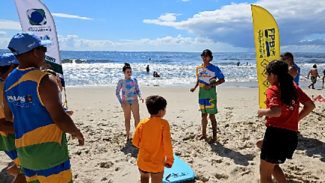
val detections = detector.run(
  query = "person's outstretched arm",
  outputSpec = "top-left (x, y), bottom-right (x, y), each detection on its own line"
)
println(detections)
top-left (212, 66), bottom-right (225, 87)
top-left (298, 101), bottom-right (315, 122)
top-left (190, 80), bottom-right (199, 92)
top-left (134, 79), bottom-right (143, 102)
top-left (163, 122), bottom-right (174, 167)
top-left (191, 67), bottom-right (200, 92)
top-left (258, 107), bottom-right (281, 118)
top-left (296, 87), bottom-right (315, 122)
top-left (0, 119), bottom-right (14, 134)
top-left (257, 87), bottom-right (281, 118)
top-left (3, 92), bottom-right (13, 123)
top-left (1, 95), bottom-right (14, 134)
top-left (132, 123), bottom-right (142, 148)
top-left (115, 80), bottom-right (123, 104)
top-left (211, 78), bottom-right (225, 87)
top-left (39, 75), bottom-right (84, 145)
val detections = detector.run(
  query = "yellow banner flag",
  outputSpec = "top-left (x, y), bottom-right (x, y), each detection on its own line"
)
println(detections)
top-left (251, 4), bottom-right (280, 108)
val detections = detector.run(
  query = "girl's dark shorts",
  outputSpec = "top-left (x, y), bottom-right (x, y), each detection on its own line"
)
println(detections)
top-left (261, 126), bottom-right (298, 164)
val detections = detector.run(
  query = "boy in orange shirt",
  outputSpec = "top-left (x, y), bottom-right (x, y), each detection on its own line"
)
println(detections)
top-left (133, 95), bottom-right (174, 183)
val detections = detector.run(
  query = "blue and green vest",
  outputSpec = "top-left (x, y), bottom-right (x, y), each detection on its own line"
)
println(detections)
top-left (4, 68), bottom-right (69, 170)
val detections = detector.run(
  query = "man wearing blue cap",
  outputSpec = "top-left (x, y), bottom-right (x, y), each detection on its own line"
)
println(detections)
top-left (3, 32), bottom-right (84, 183)
top-left (0, 53), bottom-right (26, 182)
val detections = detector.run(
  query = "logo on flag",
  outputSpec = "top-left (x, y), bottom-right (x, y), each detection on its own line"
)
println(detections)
top-left (27, 9), bottom-right (47, 25)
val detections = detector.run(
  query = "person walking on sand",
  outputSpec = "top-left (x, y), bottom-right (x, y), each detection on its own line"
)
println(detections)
top-left (281, 52), bottom-right (300, 85)
top-left (0, 53), bottom-right (26, 182)
top-left (133, 95), bottom-right (174, 183)
top-left (190, 49), bottom-right (225, 142)
top-left (116, 63), bottom-right (144, 142)
top-left (307, 64), bottom-right (321, 89)
top-left (4, 33), bottom-right (84, 182)
top-left (257, 60), bottom-right (315, 183)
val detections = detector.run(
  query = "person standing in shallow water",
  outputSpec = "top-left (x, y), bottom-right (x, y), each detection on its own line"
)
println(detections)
top-left (116, 63), bottom-right (144, 142)
top-left (190, 49), bottom-right (225, 142)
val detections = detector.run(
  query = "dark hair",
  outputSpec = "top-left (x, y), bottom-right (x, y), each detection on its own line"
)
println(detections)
top-left (282, 52), bottom-right (294, 61)
top-left (266, 60), bottom-right (297, 106)
top-left (313, 64), bottom-right (317, 68)
top-left (0, 66), bottom-right (11, 74)
top-left (201, 49), bottom-right (213, 60)
top-left (146, 95), bottom-right (167, 115)
top-left (123, 63), bottom-right (131, 72)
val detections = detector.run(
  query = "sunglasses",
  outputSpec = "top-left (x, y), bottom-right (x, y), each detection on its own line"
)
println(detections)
top-left (36, 46), bottom-right (47, 53)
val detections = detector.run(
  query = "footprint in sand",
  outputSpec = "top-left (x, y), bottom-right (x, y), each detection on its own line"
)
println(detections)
top-left (214, 172), bottom-right (229, 180)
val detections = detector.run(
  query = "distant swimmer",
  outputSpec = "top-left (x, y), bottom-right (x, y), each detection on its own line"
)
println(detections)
top-left (146, 65), bottom-right (150, 73)
top-left (153, 71), bottom-right (160, 78)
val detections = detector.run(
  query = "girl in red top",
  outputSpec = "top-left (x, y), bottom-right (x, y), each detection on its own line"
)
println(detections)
top-left (257, 61), bottom-right (315, 183)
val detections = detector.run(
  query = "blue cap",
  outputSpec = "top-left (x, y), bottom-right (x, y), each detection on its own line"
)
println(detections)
top-left (0, 53), bottom-right (19, 67)
top-left (7, 32), bottom-right (51, 55)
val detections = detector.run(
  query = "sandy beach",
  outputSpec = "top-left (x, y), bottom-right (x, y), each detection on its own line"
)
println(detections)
top-left (1, 86), bottom-right (324, 183)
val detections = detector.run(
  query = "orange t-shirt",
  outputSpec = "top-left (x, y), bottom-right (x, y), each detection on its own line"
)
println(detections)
top-left (132, 117), bottom-right (174, 173)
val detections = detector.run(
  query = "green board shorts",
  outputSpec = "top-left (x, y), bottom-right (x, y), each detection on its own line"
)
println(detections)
top-left (198, 87), bottom-right (218, 114)
top-left (311, 76), bottom-right (317, 84)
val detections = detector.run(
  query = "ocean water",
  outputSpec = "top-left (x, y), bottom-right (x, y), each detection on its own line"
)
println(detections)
top-left (60, 51), bottom-right (325, 88)
top-left (1, 50), bottom-right (325, 87)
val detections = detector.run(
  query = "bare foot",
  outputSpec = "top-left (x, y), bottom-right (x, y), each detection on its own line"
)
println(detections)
top-left (197, 134), bottom-right (207, 140)
top-left (211, 136), bottom-right (217, 143)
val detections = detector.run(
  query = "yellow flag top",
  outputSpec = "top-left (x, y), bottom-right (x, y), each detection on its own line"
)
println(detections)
top-left (251, 4), bottom-right (280, 108)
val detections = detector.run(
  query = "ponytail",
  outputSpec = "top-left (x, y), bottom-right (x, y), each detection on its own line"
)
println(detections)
top-left (123, 63), bottom-right (131, 72)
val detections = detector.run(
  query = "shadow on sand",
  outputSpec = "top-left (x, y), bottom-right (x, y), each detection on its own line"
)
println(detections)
top-left (121, 140), bottom-right (138, 158)
top-left (209, 142), bottom-right (255, 166)
top-left (297, 133), bottom-right (325, 162)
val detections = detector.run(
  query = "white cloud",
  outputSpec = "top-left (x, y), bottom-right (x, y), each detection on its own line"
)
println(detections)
top-left (0, 36), bottom-right (10, 50)
top-left (143, 0), bottom-right (325, 49)
top-left (143, 13), bottom-right (180, 25)
top-left (181, 0), bottom-right (191, 2)
top-left (0, 20), bottom-right (21, 30)
top-left (57, 34), bottom-right (247, 52)
top-left (52, 13), bottom-right (93, 20)
top-left (0, 32), bottom-right (322, 52)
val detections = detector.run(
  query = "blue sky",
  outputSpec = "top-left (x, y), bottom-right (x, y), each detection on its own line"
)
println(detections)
top-left (1, 0), bottom-right (325, 52)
